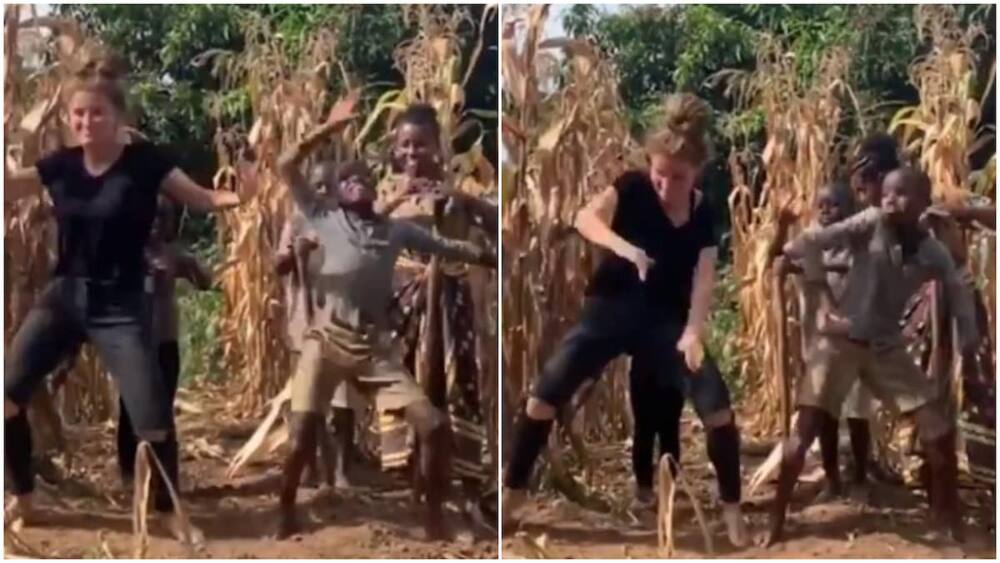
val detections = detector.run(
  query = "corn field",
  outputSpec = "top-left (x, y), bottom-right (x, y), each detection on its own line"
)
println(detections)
top-left (501, 6), bottom-right (646, 502)
top-left (723, 41), bottom-right (852, 438)
top-left (502, 3), bottom-right (995, 495)
top-left (725, 4), bottom-right (995, 472)
top-left (4, 6), bottom-right (499, 478)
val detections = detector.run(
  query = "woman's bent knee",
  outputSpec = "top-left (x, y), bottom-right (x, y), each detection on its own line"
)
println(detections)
top-left (5, 398), bottom-right (22, 419)
top-left (704, 408), bottom-right (733, 428)
top-left (526, 397), bottom-right (556, 420)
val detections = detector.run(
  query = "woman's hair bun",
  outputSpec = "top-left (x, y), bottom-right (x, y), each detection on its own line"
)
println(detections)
top-left (69, 42), bottom-right (127, 81)
top-left (661, 93), bottom-right (710, 137)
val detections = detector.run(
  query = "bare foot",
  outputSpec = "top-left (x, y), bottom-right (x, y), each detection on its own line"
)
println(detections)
top-left (424, 508), bottom-right (451, 542)
top-left (765, 512), bottom-right (786, 548)
top-left (813, 481), bottom-right (845, 504)
top-left (501, 488), bottom-right (527, 531)
top-left (5, 494), bottom-right (38, 529)
top-left (722, 502), bottom-right (749, 548)
top-left (630, 487), bottom-right (655, 512)
top-left (848, 480), bottom-right (872, 505)
top-left (276, 510), bottom-right (301, 540)
top-left (158, 512), bottom-right (205, 548)
top-left (923, 525), bottom-right (965, 546)
top-left (461, 500), bottom-right (496, 538)
top-left (334, 471), bottom-right (360, 490)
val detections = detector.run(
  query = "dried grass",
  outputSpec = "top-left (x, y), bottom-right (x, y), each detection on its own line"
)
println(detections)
top-left (722, 39), bottom-right (852, 437)
top-left (501, 6), bottom-right (639, 458)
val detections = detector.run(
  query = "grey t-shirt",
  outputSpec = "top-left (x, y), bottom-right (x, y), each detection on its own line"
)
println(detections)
top-left (786, 207), bottom-right (978, 350)
top-left (288, 177), bottom-right (485, 332)
top-left (277, 211), bottom-right (323, 351)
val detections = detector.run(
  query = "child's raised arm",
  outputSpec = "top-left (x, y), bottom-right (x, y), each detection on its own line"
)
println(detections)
top-left (276, 92), bottom-right (358, 217)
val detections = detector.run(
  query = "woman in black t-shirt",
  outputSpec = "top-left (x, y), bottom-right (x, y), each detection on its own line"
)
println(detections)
top-left (4, 56), bottom-right (256, 540)
top-left (503, 94), bottom-right (748, 547)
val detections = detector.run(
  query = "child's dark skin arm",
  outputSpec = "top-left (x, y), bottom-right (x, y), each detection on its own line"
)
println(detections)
top-left (398, 221), bottom-right (496, 268)
top-left (275, 220), bottom-right (298, 277)
top-left (456, 192), bottom-right (498, 237)
top-left (276, 93), bottom-right (358, 216)
top-left (275, 250), bottom-right (296, 277)
top-left (922, 240), bottom-right (979, 354)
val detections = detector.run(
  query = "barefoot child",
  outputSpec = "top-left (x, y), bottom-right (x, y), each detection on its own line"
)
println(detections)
top-left (275, 190), bottom-right (363, 489)
top-left (274, 98), bottom-right (495, 540)
top-left (771, 167), bottom-right (978, 545)
top-left (774, 179), bottom-right (882, 501)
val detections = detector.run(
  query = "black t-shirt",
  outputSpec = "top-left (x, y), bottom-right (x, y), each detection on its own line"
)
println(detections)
top-left (35, 142), bottom-right (176, 289)
top-left (586, 169), bottom-right (718, 322)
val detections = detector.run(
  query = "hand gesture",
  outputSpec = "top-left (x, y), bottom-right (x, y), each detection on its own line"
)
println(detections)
top-left (327, 89), bottom-right (360, 129)
top-left (622, 245), bottom-right (655, 282)
top-left (676, 328), bottom-right (705, 372)
top-left (817, 310), bottom-right (851, 337)
top-left (777, 206), bottom-right (799, 227)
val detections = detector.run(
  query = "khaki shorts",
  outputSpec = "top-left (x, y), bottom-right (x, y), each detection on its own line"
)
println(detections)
top-left (798, 336), bottom-right (934, 418)
top-left (290, 323), bottom-right (427, 415)
top-left (289, 349), bottom-right (365, 412)
top-left (330, 378), bottom-right (364, 411)
top-left (842, 379), bottom-right (879, 420)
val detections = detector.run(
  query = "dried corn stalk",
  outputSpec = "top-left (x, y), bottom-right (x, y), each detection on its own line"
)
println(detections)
top-left (723, 40), bottom-right (851, 437)
top-left (502, 5), bottom-right (638, 438)
top-left (501, 7), bottom-right (641, 504)
top-left (209, 15), bottom-right (341, 412)
top-left (890, 4), bottom-right (993, 205)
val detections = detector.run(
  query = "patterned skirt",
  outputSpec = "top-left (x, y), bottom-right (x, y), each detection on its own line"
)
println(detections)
top-left (898, 281), bottom-right (995, 488)
top-left (371, 268), bottom-right (488, 483)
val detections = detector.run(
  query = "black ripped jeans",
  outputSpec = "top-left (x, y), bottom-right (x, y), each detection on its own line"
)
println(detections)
top-left (507, 294), bottom-right (741, 503)
top-left (4, 277), bottom-right (178, 511)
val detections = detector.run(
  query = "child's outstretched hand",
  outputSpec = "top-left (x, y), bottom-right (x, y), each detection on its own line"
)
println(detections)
top-left (327, 89), bottom-right (360, 128)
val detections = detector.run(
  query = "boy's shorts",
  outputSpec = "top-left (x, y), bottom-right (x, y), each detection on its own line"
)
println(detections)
top-left (842, 379), bottom-right (879, 420)
top-left (290, 322), bottom-right (426, 415)
top-left (798, 335), bottom-right (934, 417)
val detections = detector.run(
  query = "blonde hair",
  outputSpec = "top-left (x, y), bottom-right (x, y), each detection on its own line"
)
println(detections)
top-left (644, 93), bottom-right (712, 167)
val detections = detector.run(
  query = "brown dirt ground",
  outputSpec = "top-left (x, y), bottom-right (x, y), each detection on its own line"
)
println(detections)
top-left (4, 385), bottom-right (498, 559)
top-left (502, 415), bottom-right (996, 559)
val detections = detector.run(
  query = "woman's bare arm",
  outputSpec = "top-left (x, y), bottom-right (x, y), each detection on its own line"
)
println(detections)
top-left (686, 247), bottom-right (717, 336)
top-left (575, 187), bottom-right (633, 257)
top-left (161, 168), bottom-right (247, 212)
top-left (575, 186), bottom-right (653, 280)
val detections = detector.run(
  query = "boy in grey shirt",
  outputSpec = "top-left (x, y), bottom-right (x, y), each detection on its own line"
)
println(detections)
top-left (273, 97), bottom-right (494, 541)
top-left (770, 167), bottom-right (977, 546)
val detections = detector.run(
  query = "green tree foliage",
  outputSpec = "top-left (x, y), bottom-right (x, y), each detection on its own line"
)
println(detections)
top-left (563, 4), bottom-right (995, 243)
